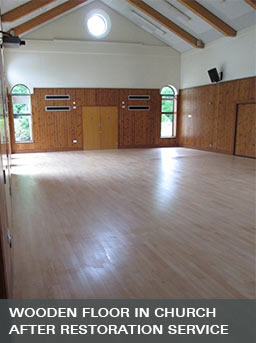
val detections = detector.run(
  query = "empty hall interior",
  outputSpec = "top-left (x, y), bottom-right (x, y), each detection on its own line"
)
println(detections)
top-left (0, 0), bottom-right (255, 299)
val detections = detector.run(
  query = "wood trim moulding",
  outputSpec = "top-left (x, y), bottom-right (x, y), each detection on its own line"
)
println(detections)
top-left (180, 76), bottom-right (256, 91)
top-left (12, 147), bottom-right (83, 154)
top-left (244, 0), bottom-right (256, 10)
top-left (1, 0), bottom-right (57, 23)
top-left (10, 0), bottom-right (89, 36)
top-left (125, 0), bottom-right (204, 48)
top-left (176, 0), bottom-right (236, 37)
top-left (235, 100), bottom-right (256, 105)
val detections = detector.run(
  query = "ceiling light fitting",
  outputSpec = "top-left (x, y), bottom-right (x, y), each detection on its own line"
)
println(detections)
top-left (131, 10), bottom-right (166, 35)
top-left (162, 0), bottom-right (191, 22)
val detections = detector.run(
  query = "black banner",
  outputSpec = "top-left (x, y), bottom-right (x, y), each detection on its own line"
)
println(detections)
top-left (0, 299), bottom-right (255, 342)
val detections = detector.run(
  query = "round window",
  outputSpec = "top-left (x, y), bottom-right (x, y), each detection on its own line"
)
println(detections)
top-left (86, 10), bottom-right (111, 38)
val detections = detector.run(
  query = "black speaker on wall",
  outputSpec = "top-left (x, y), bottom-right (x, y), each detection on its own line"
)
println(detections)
top-left (208, 68), bottom-right (223, 83)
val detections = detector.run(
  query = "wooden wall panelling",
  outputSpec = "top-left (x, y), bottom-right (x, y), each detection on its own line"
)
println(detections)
top-left (54, 88), bottom-right (69, 149)
top-left (134, 110), bottom-right (146, 146)
top-left (39, 88), bottom-right (57, 150)
top-left (235, 103), bottom-right (256, 158)
top-left (11, 87), bottom-right (170, 152)
top-left (238, 77), bottom-right (256, 102)
top-left (119, 89), bottom-right (134, 147)
top-left (179, 85), bottom-right (217, 151)
top-left (216, 80), bottom-right (240, 154)
top-left (33, 88), bottom-right (83, 151)
top-left (65, 88), bottom-right (75, 149)
top-left (46, 88), bottom-right (58, 149)
top-left (30, 90), bottom-right (38, 150)
top-left (54, 88), bottom-right (82, 150)
top-left (122, 110), bottom-right (134, 147)
top-left (119, 89), bottom-right (160, 148)
top-left (199, 85), bottom-right (217, 149)
top-left (74, 88), bottom-right (84, 149)
top-left (178, 76), bottom-right (256, 156)
top-left (146, 89), bottom-right (157, 145)
top-left (133, 96), bottom-right (154, 146)
top-left (36, 88), bottom-right (46, 150)
top-left (96, 89), bottom-right (119, 106)
top-left (178, 88), bottom-right (196, 147)
top-left (67, 88), bottom-right (82, 149)
top-left (83, 88), bottom-right (96, 106)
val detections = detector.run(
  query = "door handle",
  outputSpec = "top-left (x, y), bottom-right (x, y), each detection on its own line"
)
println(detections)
top-left (3, 170), bottom-right (6, 185)
top-left (7, 232), bottom-right (13, 249)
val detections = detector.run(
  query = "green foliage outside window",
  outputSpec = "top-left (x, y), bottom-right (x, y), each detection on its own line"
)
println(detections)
top-left (14, 117), bottom-right (32, 142)
top-left (13, 103), bottom-right (30, 115)
top-left (11, 84), bottom-right (30, 95)
top-left (161, 114), bottom-right (173, 138)
top-left (162, 100), bottom-right (174, 113)
top-left (160, 86), bottom-right (175, 138)
top-left (161, 114), bottom-right (173, 122)
top-left (161, 86), bottom-right (175, 96)
top-left (11, 84), bottom-right (32, 142)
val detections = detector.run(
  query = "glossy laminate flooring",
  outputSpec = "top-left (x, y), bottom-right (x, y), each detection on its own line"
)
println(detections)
top-left (11, 148), bottom-right (255, 298)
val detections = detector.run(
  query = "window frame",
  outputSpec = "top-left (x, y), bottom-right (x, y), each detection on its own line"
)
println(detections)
top-left (11, 84), bottom-right (33, 143)
top-left (160, 86), bottom-right (177, 139)
top-left (85, 9), bottom-right (111, 39)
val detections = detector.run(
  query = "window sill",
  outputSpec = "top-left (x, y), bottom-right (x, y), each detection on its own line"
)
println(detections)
top-left (15, 141), bottom-right (34, 144)
top-left (160, 137), bottom-right (176, 139)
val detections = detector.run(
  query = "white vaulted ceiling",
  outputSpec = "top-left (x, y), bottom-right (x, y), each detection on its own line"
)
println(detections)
top-left (1, 0), bottom-right (256, 52)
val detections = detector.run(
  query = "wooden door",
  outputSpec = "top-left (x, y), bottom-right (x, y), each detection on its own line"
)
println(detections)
top-left (83, 107), bottom-right (101, 150)
top-left (0, 49), bottom-right (13, 298)
top-left (100, 107), bottom-right (118, 149)
top-left (235, 103), bottom-right (256, 158)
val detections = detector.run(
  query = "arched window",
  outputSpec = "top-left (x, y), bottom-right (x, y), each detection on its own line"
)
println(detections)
top-left (160, 85), bottom-right (177, 138)
top-left (11, 84), bottom-right (33, 143)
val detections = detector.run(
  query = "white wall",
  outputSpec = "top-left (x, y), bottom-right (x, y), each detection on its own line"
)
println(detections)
top-left (23, 0), bottom-right (165, 46)
top-left (3, 0), bottom-right (180, 92)
top-left (4, 40), bottom-right (180, 91)
top-left (180, 25), bottom-right (256, 89)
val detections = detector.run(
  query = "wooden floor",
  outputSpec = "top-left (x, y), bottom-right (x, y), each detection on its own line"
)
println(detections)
top-left (11, 148), bottom-right (255, 299)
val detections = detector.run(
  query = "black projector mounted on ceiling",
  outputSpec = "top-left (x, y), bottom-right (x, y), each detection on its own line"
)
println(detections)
top-left (208, 68), bottom-right (223, 83)
top-left (0, 31), bottom-right (26, 48)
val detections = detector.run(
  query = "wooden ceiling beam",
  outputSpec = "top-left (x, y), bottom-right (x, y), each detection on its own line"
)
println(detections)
top-left (176, 0), bottom-right (236, 37)
top-left (126, 0), bottom-right (204, 48)
top-left (2, 0), bottom-right (57, 23)
top-left (10, 0), bottom-right (88, 36)
top-left (244, 0), bottom-right (256, 10)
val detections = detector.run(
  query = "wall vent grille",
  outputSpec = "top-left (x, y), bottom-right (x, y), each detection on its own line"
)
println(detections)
top-left (45, 106), bottom-right (71, 111)
top-left (128, 95), bottom-right (150, 100)
top-left (45, 95), bottom-right (70, 100)
top-left (128, 106), bottom-right (150, 111)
